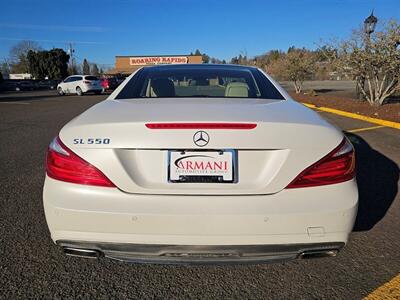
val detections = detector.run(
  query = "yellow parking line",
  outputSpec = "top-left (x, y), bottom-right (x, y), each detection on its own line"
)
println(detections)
top-left (364, 274), bottom-right (400, 299)
top-left (302, 103), bottom-right (400, 130)
top-left (347, 125), bottom-right (385, 133)
top-left (303, 103), bottom-right (321, 109)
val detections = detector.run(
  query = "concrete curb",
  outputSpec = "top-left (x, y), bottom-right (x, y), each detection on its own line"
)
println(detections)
top-left (302, 103), bottom-right (400, 130)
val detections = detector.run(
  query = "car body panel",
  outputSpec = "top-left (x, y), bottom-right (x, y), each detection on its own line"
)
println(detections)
top-left (44, 176), bottom-right (357, 245)
top-left (58, 98), bottom-right (342, 195)
top-left (44, 64), bottom-right (358, 263)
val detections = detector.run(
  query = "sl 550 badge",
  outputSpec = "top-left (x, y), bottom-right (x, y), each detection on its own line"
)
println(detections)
top-left (73, 138), bottom-right (111, 145)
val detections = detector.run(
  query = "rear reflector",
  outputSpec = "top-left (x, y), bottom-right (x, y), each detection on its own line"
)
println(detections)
top-left (286, 138), bottom-right (355, 188)
top-left (46, 137), bottom-right (115, 187)
top-left (145, 123), bottom-right (257, 129)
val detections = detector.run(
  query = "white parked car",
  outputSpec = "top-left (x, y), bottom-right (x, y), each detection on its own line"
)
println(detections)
top-left (43, 64), bottom-right (358, 264)
top-left (57, 75), bottom-right (102, 96)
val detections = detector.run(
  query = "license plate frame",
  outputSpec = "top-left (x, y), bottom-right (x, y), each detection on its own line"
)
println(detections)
top-left (168, 149), bottom-right (237, 183)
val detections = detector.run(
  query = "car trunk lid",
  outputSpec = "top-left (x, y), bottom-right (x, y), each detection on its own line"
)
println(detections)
top-left (59, 98), bottom-right (342, 195)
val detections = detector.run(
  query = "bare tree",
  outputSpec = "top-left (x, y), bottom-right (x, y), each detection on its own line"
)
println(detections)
top-left (324, 20), bottom-right (400, 106)
top-left (268, 50), bottom-right (315, 93)
top-left (0, 58), bottom-right (12, 75)
top-left (9, 40), bottom-right (41, 73)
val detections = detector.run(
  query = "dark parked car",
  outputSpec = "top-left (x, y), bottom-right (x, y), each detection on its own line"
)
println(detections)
top-left (101, 77), bottom-right (119, 91)
top-left (37, 80), bottom-right (59, 90)
top-left (15, 81), bottom-right (35, 91)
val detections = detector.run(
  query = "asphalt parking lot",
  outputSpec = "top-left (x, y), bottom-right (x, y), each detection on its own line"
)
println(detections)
top-left (0, 90), bottom-right (399, 299)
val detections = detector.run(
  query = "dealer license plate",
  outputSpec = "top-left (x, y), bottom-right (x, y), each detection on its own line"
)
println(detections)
top-left (168, 150), bottom-right (235, 183)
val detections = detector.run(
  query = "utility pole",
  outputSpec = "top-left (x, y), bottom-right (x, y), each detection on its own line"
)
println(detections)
top-left (67, 43), bottom-right (76, 74)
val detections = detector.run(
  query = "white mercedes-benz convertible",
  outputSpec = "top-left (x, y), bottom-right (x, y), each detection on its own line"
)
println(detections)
top-left (43, 64), bottom-right (358, 264)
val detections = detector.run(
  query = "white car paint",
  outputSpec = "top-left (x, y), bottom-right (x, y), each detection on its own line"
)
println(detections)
top-left (57, 75), bottom-right (102, 95)
top-left (43, 65), bottom-right (358, 264)
top-left (58, 98), bottom-right (343, 195)
top-left (44, 177), bottom-right (357, 245)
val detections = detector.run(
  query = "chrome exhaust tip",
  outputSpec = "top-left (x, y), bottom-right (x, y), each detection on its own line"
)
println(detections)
top-left (63, 247), bottom-right (102, 259)
top-left (298, 249), bottom-right (339, 259)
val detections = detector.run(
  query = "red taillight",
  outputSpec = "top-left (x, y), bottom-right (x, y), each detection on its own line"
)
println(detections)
top-left (46, 137), bottom-right (115, 187)
top-left (83, 80), bottom-right (91, 85)
top-left (286, 138), bottom-right (355, 189)
top-left (101, 79), bottom-right (108, 88)
top-left (145, 123), bottom-right (257, 129)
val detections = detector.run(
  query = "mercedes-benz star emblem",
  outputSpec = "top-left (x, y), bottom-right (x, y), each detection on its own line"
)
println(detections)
top-left (193, 131), bottom-right (209, 147)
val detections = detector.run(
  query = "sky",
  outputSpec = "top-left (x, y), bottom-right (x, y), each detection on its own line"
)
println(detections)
top-left (0, 0), bottom-right (399, 68)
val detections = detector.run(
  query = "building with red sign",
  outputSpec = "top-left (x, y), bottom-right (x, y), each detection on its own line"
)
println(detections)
top-left (108, 54), bottom-right (203, 76)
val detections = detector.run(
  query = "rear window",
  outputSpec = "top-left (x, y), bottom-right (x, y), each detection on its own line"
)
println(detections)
top-left (85, 76), bottom-right (99, 81)
top-left (115, 66), bottom-right (284, 100)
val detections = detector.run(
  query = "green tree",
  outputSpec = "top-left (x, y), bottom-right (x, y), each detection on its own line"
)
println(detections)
top-left (201, 53), bottom-right (210, 63)
top-left (82, 59), bottom-right (90, 75)
top-left (27, 48), bottom-right (69, 80)
top-left (193, 49), bottom-right (210, 63)
top-left (91, 63), bottom-right (100, 76)
top-left (48, 49), bottom-right (70, 79)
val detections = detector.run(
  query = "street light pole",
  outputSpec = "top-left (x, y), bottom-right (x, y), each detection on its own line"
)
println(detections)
top-left (364, 11), bottom-right (378, 37)
top-left (356, 11), bottom-right (378, 100)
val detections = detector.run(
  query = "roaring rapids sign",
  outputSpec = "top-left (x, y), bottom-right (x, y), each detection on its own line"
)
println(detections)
top-left (129, 56), bottom-right (188, 66)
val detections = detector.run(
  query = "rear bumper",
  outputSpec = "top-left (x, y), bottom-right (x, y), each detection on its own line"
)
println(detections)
top-left (43, 176), bottom-right (358, 263)
top-left (57, 240), bottom-right (344, 264)
top-left (81, 85), bottom-right (102, 92)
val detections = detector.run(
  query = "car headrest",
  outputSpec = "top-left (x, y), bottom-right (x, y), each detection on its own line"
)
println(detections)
top-left (150, 78), bottom-right (175, 97)
top-left (224, 82), bottom-right (249, 98)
